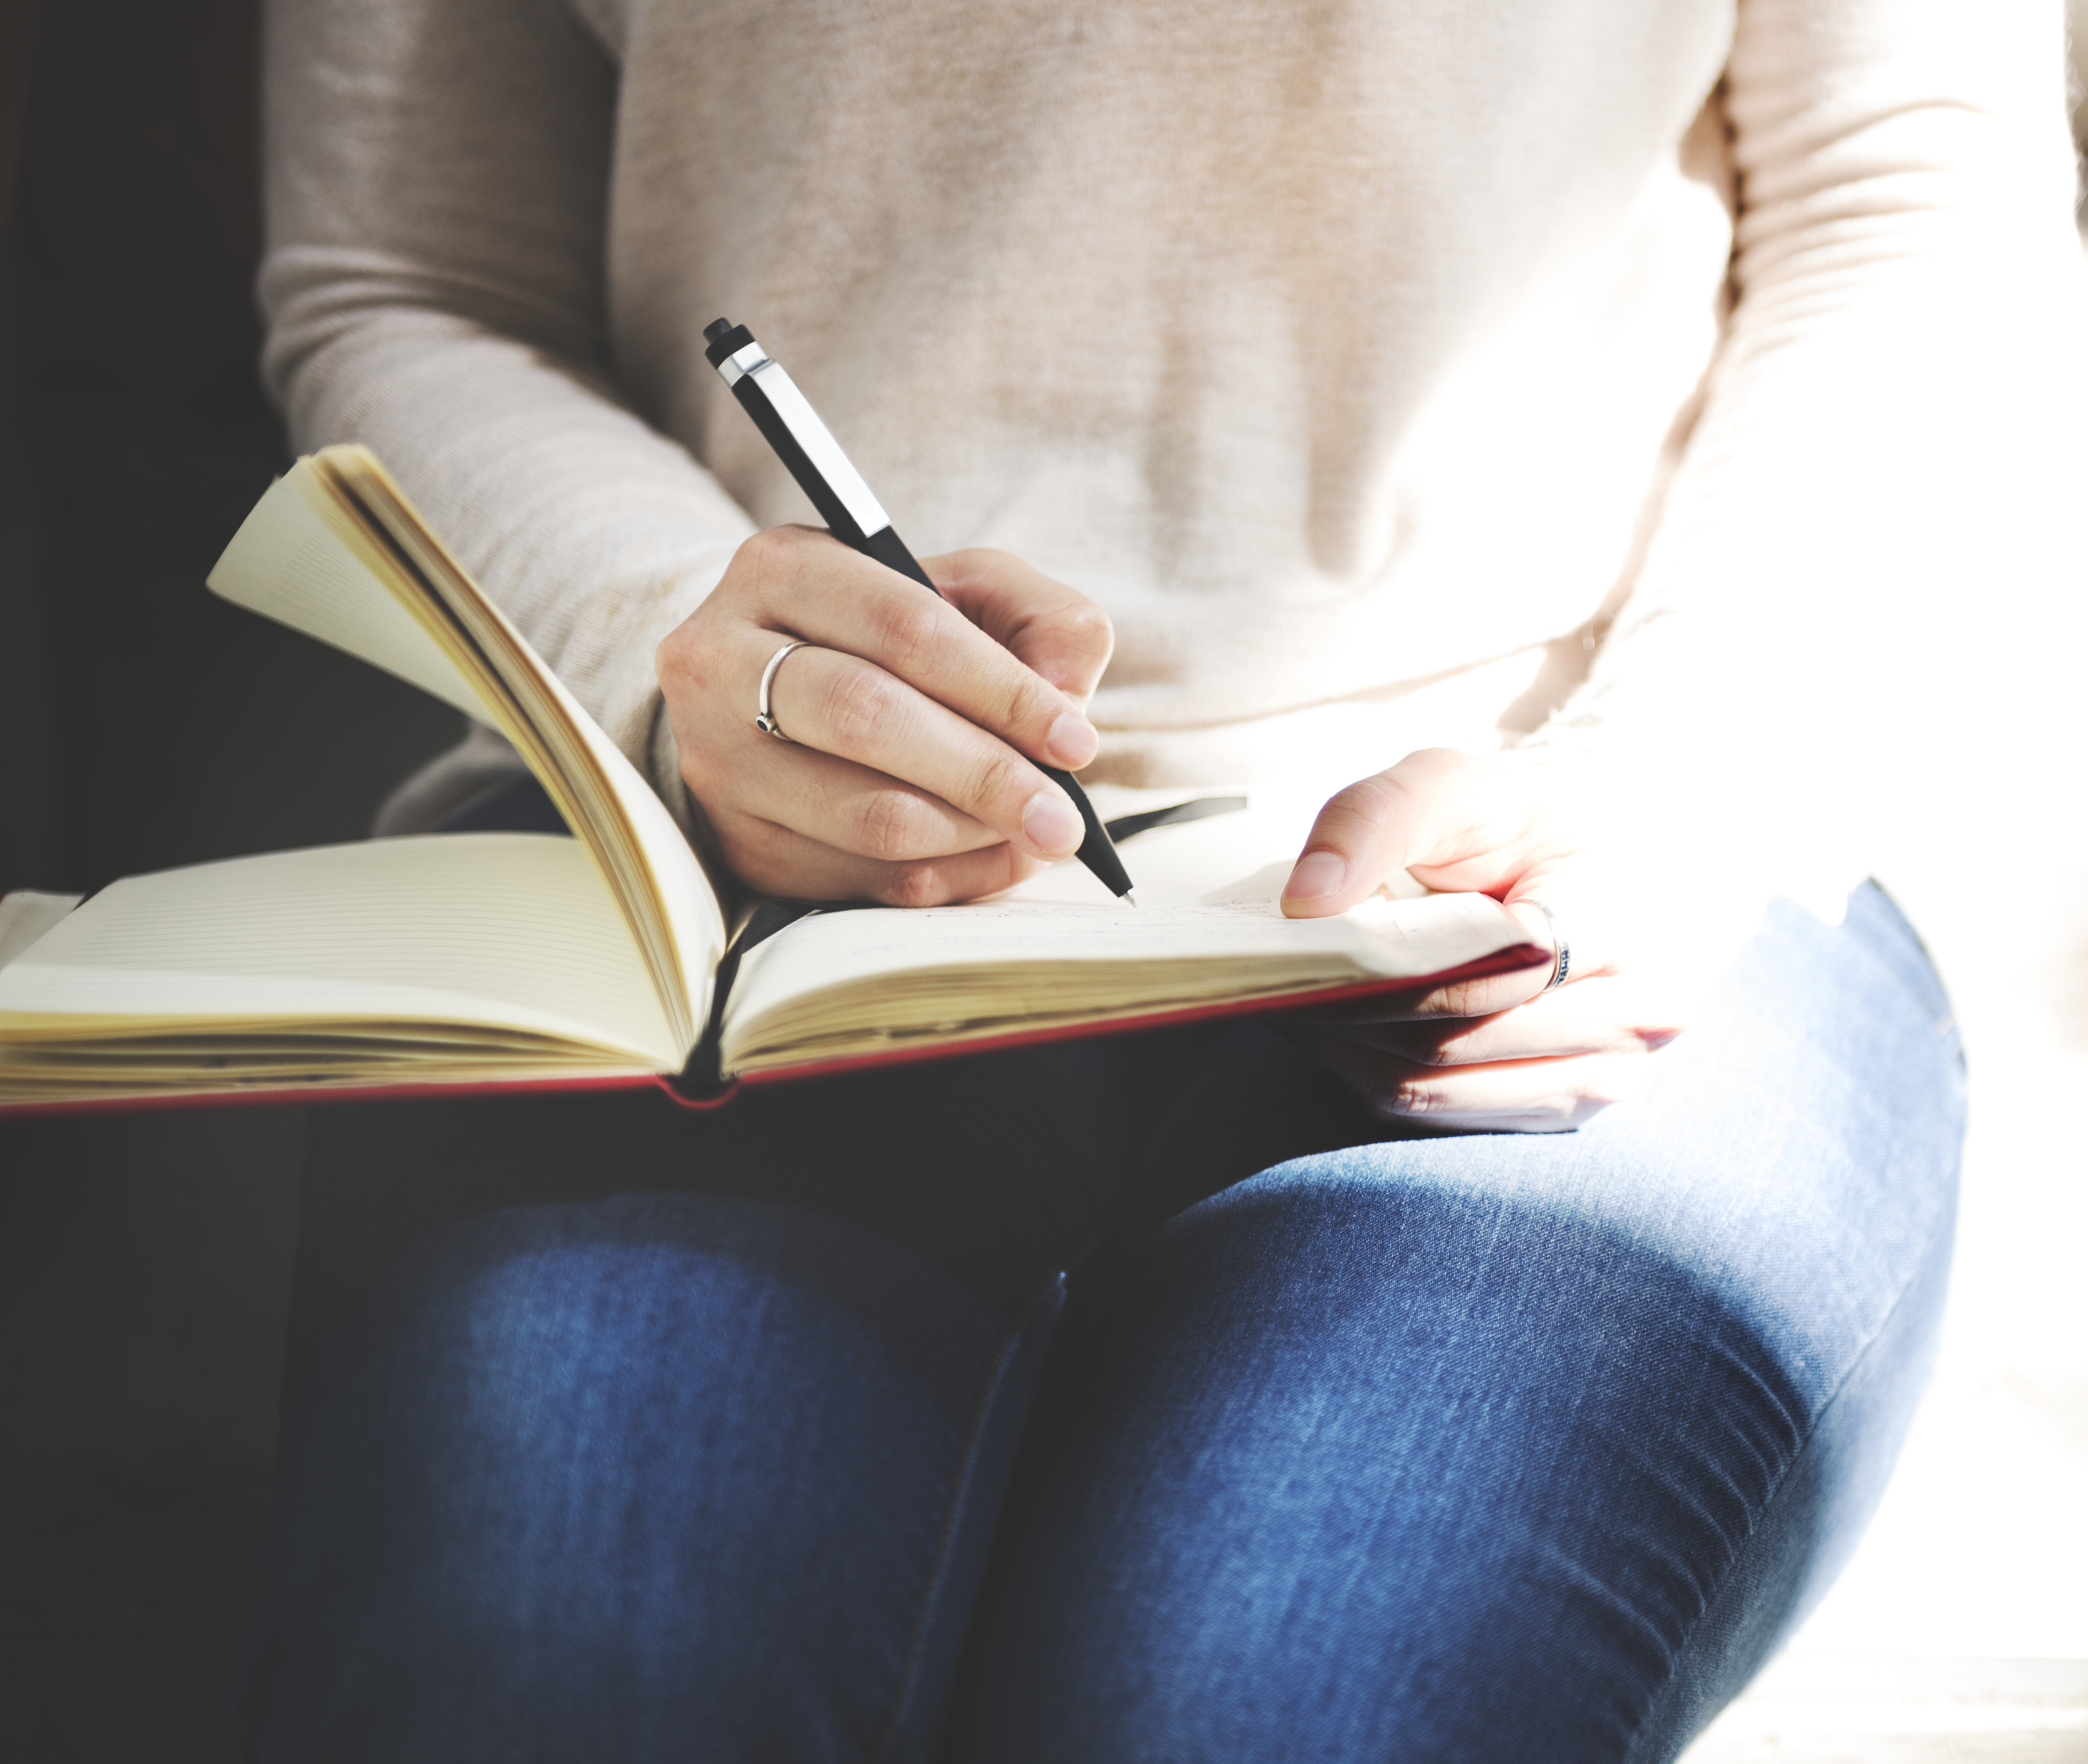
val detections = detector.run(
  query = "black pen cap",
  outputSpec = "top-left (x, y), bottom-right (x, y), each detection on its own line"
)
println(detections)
top-left (704, 318), bottom-right (755, 366)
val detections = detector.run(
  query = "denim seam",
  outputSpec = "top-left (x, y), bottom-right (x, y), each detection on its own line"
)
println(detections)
top-left (872, 1274), bottom-right (1060, 1763)
top-left (1615, 1196), bottom-right (1953, 1764)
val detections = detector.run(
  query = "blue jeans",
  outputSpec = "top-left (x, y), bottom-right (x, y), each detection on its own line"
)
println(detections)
top-left (231, 877), bottom-right (1962, 1763)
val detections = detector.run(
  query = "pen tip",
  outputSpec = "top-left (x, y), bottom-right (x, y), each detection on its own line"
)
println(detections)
top-left (1122, 891), bottom-right (1139, 908)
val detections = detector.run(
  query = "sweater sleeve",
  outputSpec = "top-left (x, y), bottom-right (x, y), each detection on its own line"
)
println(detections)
top-left (259, 0), bottom-right (755, 827)
top-left (1519, 0), bottom-right (2084, 896)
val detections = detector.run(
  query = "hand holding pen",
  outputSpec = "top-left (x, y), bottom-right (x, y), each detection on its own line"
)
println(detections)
top-left (654, 319), bottom-right (1133, 906)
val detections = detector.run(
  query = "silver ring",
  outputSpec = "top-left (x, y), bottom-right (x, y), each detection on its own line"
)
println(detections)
top-left (1522, 898), bottom-right (1571, 991)
top-left (756, 640), bottom-right (813, 741)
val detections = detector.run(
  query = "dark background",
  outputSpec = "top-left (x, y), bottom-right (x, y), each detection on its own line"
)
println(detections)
top-left (0, 3), bottom-right (462, 1755)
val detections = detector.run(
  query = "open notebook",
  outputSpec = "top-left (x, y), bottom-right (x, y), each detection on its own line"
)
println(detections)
top-left (0, 446), bottom-right (1547, 1114)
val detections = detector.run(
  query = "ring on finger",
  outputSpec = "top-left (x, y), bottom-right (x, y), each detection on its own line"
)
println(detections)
top-left (1522, 897), bottom-right (1571, 991)
top-left (756, 640), bottom-right (814, 741)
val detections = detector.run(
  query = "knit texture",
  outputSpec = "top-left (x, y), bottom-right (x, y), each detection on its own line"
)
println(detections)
top-left (260, 0), bottom-right (2082, 884)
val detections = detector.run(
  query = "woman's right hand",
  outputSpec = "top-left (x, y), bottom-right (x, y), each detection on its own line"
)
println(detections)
top-left (657, 525), bottom-right (1114, 905)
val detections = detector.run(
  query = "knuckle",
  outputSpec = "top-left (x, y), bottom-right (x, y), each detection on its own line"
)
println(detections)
top-left (1310, 773), bottom-right (1406, 851)
top-left (1058, 600), bottom-right (1115, 656)
top-left (851, 790), bottom-right (931, 864)
top-left (1369, 1091), bottom-right (1416, 1125)
top-left (819, 667), bottom-right (900, 750)
top-left (941, 546), bottom-right (1005, 581)
top-left (733, 526), bottom-right (795, 580)
top-left (654, 618), bottom-right (712, 688)
top-left (654, 624), bottom-right (687, 678)
top-left (875, 862), bottom-right (948, 910)
top-left (1427, 981), bottom-right (1486, 1018)
top-left (1391, 1080), bottom-right (1440, 1119)
top-left (970, 748), bottom-right (1035, 816)
top-left (1366, 1064), bottom-right (1437, 1121)
top-left (869, 592), bottom-right (947, 674)
top-left (1001, 670), bottom-right (1056, 734)
top-left (1352, 770), bottom-right (1417, 825)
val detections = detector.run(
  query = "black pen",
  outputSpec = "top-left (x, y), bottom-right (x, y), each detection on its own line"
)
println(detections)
top-left (702, 317), bottom-right (1136, 903)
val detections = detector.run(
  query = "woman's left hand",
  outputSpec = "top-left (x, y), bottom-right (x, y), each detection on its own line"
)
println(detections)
top-left (1277, 748), bottom-right (1764, 1133)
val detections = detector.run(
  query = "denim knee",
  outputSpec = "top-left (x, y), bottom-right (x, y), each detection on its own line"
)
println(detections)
top-left (942, 890), bottom-right (1964, 1762)
top-left (948, 1177), bottom-right (1808, 1758)
top-left (949, 1160), bottom-right (1950, 1760)
top-left (235, 1192), bottom-right (1042, 1763)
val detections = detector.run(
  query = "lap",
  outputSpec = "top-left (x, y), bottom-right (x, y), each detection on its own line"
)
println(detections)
top-left (236, 885), bottom-right (1964, 1763)
top-left (238, 1014), bottom-right (1384, 1759)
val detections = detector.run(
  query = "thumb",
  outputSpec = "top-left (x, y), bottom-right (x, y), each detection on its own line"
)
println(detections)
top-left (1280, 750), bottom-right (1543, 919)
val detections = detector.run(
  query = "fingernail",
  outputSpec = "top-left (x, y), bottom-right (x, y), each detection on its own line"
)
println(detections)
top-left (1284, 850), bottom-right (1347, 903)
top-left (1046, 711), bottom-right (1098, 768)
top-left (1023, 791), bottom-right (1084, 856)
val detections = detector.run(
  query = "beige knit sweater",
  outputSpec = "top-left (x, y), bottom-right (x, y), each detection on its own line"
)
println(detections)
top-left (261, 0), bottom-right (2082, 887)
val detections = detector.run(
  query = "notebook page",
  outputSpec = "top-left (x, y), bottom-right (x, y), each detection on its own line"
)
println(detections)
top-left (0, 835), bottom-right (681, 1068)
top-left (719, 864), bottom-right (1534, 1074)
top-left (315, 455), bottom-right (726, 1048)
top-left (0, 893), bottom-right (84, 972)
top-left (207, 451), bottom-right (728, 1051)
top-left (208, 474), bottom-right (496, 726)
top-left (987, 785), bottom-right (1430, 911)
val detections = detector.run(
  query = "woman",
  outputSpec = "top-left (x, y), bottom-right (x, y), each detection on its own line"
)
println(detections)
top-left (233, 0), bottom-right (2076, 1756)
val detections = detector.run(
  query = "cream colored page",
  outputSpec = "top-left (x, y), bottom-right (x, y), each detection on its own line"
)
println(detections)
top-left (995, 785), bottom-right (1435, 911)
top-left (210, 459), bottom-right (726, 1037)
top-left (206, 473), bottom-right (497, 726)
top-left (305, 452), bottom-right (726, 1037)
top-left (0, 893), bottom-right (84, 972)
top-left (0, 836), bottom-right (681, 1067)
top-left (431, 574), bottom-right (727, 1032)
top-left (724, 890), bottom-right (1524, 1032)
top-left (720, 800), bottom-right (1531, 1067)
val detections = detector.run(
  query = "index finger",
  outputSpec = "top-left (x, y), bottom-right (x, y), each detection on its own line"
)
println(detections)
top-left (746, 527), bottom-right (1100, 773)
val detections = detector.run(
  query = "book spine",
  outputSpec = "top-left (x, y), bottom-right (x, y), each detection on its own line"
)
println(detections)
top-left (667, 896), bottom-right (857, 1103)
